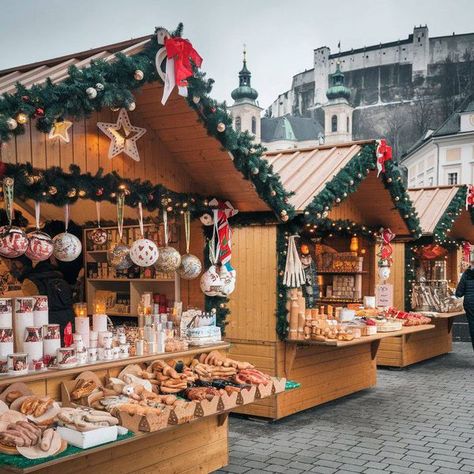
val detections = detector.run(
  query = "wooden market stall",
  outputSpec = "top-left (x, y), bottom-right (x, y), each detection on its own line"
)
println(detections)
top-left (378, 185), bottom-right (472, 368)
top-left (226, 141), bottom-right (434, 420)
top-left (0, 28), bottom-right (291, 473)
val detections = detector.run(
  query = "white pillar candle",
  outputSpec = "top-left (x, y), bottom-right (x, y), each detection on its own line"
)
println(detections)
top-left (0, 298), bottom-right (13, 329)
top-left (92, 314), bottom-right (107, 333)
top-left (0, 328), bottom-right (14, 359)
top-left (74, 317), bottom-right (90, 347)
top-left (13, 298), bottom-right (34, 352)
top-left (33, 296), bottom-right (49, 327)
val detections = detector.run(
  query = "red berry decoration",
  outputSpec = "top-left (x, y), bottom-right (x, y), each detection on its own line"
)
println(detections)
top-left (96, 187), bottom-right (104, 197)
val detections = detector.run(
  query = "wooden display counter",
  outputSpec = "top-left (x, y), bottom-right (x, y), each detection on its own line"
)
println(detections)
top-left (377, 312), bottom-right (463, 368)
top-left (230, 326), bottom-right (433, 420)
top-left (0, 343), bottom-right (235, 474)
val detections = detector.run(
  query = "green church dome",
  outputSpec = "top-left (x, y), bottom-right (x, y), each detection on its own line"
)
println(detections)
top-left (231, 49), bottom-right (258, 104)
top-left (326, 63), bottom-right (351, 101)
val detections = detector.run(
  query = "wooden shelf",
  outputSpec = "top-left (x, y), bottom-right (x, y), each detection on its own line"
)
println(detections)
top-left (289, 324), bottom-right (435, 348)
top-left (318, 271), bottom-right (367, 275)
top-left (0, 342), bottom-right (230, 386)
top-left (317, 298), bottom-right (363, 304)
top-left (88, 278), bottom-right (174, 282)
top-left (85, 249), bottom-right (108, 254)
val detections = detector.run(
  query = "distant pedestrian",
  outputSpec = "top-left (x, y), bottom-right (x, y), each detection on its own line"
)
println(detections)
top-left (455, 260), bottom-right (474, 350)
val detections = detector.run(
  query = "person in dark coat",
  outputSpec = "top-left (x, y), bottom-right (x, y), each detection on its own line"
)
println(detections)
top-left (3, 255), bottom-right (74, 340)
top-left (455, 262), bottom-right (474, 350)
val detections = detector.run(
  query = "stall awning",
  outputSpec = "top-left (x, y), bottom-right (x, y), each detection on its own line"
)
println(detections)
top-left (264, 141), bottom-right (420, 238)
top-left (0, 32), bottom-right (278, 224)
top-left (409, 186), bottom-right (474, 242)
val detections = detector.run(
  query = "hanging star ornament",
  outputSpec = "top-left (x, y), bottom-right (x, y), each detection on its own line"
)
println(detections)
top-left (97, 108), bottom-right (146, 162)
top-left (49, 120), bottom-right (73, 143)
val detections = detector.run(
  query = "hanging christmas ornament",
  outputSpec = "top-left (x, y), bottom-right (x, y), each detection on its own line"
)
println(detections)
top-left (25, 202), bottom-right (53, 261)
top-left (192, 96), bottom-right (200, 104)
top-left (97, 108), bottom-right (146, 162)
top-left (177, 211), bottom-right (202, 280)
top-left (129, 203), bottom-right (159, 267)
top-left (134, 69), bottom-right (144, 81)
top-left (200, 265), bottom-right (222, 297)
top-left (34, 108), bottom-right (45, 118)
top-left (107, 193), bottom-right (132, 270)
top-left (16, 113), bottom-right (28, 125)
top-left (217, 123), bottom-right (226, 133)
top-left (0, 178), bottom-right (28, 258)
top-left (89, 202), bottom-right (107, 245)
top-left (128, 102), bottom-right (136, 111)
top-left (376, 139), bottom-right (393, 177)
top-left (86, 87), bottom-right (97, 99)
top-left (283, 235), bottom-right (306, 288)
top-left (48, 120), bottom-right (72, 143)
top-left (155, 208), bottom-right (181, 272)
top-left (53, 205), bottom-right (82, 262)
top-left (6, 118), bottom-right (17, 130)
top-left (218, 264), bottom-right (236, 296)
top-left (95, 83), bottom-right (104, 91)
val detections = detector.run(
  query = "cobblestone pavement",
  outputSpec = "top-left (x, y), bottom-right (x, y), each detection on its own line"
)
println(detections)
top-left (215, 342), bottom-right (474, 474)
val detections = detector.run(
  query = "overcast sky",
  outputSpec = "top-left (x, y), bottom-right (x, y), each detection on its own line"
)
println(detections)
top-left (1, 0), bottom-right (473, 109)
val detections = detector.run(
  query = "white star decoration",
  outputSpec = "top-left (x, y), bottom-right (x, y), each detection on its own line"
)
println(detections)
top-left (97, 108), bottom-right (146, 162)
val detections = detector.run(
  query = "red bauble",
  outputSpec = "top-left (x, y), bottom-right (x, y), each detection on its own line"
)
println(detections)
top-left (0, 226), bottom-right (29, 258)
top-left (25, 231), bottom-right (54, 261)
top-left (96, 188), bottom-right (104, 197)
top-left (21, 95), bottom-right (30, 103)
top-left (35, 108), bottom-right (45, 117)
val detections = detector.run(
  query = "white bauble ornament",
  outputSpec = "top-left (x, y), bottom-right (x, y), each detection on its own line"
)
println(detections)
top-left (200, 265), bottom-right (223, 296)
top-left (177, 254), bottom-right (202, 280)
top-left (219, 266), bottom-right (236, 296)
top-left (107, 243), bottom-right (132, 270)
top-left (0, 226), bottom-right (29, 258)
top-left (25, 231), bottom-right (54, 261)
top-left (378, 265), bottom-right (391, 282)
top-left (52, 232), bottom-right (82, 262)
top-left (155, 246), bottom-right (181, 273)
top-left (95, 83), bottom-right (104, 91)
top-left (86, 87), bottom-right (97, 99)
top-left (217, 122), bottom-right (226, 132)
top-left (134, 69), bottom-right (144, 81)
top-left (6, 118), bottom-right (18, 130)
top-left (89, 228), bottom-right (108, 246)
top-left (129, 239), bottom-right (159, 267)
top-left (128, 102), bottom-right (136, 111)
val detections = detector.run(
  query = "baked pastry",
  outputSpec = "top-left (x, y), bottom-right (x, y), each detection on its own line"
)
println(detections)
top-left (71, 380), bottom-right (97, 400)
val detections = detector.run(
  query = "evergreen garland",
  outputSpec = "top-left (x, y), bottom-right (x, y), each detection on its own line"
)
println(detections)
top-left (404, 241), bottom-right (416, 311)
top-left (304, 143), bottom-right (422, 238)
top-left (432, 186), bottom-right (467, 244)
top-left (305, 218), bottom-right (378, 240)
top-left (0, 24), bottom-right (294, 224)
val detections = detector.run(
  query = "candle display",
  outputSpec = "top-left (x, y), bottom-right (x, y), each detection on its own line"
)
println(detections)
top-left (13, 297), bottom-right (34, 352)
top-left (33, 295), bottom-right (49, 328)
top-left (0, 328), bottom-right (14, 360)
top-left (0, 298), bottom-right (13, 329)
top-left (7, 353), bottom-right (29, 375)
top-left (74, 304), bottom-right (90, 348)
top-left (92, 314), bottom-right (107, 333)
top-left (43, 324), bottom-right (61, 367)
top-left (23, 326), bottom-right (43, 370)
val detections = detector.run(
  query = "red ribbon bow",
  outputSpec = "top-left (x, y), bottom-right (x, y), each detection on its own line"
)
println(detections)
top-left (164, 37), bottom-right (203, 88)
top-left (466, 185), bottom-right (474, 210)
top-left (376, 139), bottom-right (393, 177)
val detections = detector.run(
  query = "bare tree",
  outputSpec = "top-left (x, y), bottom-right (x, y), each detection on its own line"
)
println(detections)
top-left (411, 95), bottom-right (435, 138)
top-left (383, 105), bottom-right (409, 160)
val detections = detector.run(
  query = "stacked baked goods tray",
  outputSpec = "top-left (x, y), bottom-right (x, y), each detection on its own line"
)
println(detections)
top-left (0, 349), bottom-right (286, 470)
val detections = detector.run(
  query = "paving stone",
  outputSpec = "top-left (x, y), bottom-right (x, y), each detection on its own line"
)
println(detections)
top-left (216, 343), bottom-right (474, 474)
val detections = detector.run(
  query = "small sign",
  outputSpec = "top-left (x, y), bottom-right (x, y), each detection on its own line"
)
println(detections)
top-left (376, 284), bottom-right (393, 308)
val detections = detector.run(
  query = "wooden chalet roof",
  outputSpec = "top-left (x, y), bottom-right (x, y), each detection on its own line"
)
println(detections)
top-left (0, 35), bottom-right (270, 215)
top-left (264, 141), bottom-right (413, 236)
top-left (409, 186), bottom-right (474, 241)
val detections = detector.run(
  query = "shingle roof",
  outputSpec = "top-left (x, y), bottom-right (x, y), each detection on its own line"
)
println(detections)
top-left (261, 115), bottom-right (323, 143)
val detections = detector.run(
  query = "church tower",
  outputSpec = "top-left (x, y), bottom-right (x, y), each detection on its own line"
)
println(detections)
top-left (229, 47), bottom-right (263, 142)
top-left (322, 61), bottom-right (353, 144)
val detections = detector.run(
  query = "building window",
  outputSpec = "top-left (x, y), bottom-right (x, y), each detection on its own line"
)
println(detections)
top-left (346, 117), bottom-right (350, 133)
top-left (428, 176), bottom-right (434, 186)
top-left (448, 172), bottom-right (458, 185)
top-left (331, 115), bottom-right (337, 132)
top-left (251, 116), bottom-right (257, 134)
top-left (235, 116), bottom-right (241, 132)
